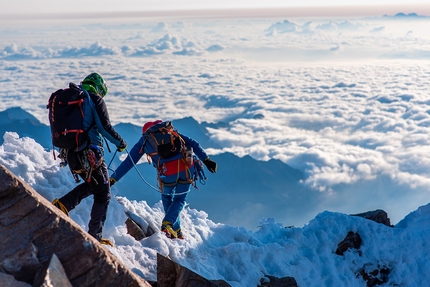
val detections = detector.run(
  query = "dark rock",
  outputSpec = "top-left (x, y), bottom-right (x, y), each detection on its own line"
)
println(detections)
top-left (336, 231), bottom-right (362, 255)
top-left (357, 265), bottom-right (390, 287)
top-left (125, 211), bottom-right (157, 241)
top-left (157, 253), bottom-right (231, 287)
top-left (351, 209), bottom-right (392, 227)
top-left (0, 272), bottom-right (32, 287)
top-left (259, 275), bottom-right (298, 287)
top-left (0, 242), bottom-right (42, 283)
top-left (0, 164), bottom-right (151, 287)
top-left (125, 217), bottom-right (146, 241)
top-left (33, 253), bottom-right (72, 287)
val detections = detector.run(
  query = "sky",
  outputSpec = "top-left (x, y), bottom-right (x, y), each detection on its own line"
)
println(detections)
top-left (1, 131), bottom-right (430, 286)
top-left (1, 0), bottom-right (430, 17)
top-left (1, 0), bottom-right (429, 11)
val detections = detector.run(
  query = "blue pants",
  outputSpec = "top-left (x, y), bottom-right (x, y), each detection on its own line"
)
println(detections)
top-left (161, 183), bottom-right (190, 231)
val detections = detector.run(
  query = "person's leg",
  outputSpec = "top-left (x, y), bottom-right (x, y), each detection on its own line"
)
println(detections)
top-left (161, 185), bottom-right (174, 215)
top-left (58, 180), bottom-right (92, 212)
top-left (54, 151), bottom-right (92, 214)
top-left (160, 167), bottom-right (192, 238)
top-left (162, 183), bottom-right (189, 231)
top-left (87, 163), bottom-right (110, 241)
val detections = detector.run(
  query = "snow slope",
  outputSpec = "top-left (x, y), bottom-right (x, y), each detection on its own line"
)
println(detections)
top-left (1, 131), bottom-right (429, 286)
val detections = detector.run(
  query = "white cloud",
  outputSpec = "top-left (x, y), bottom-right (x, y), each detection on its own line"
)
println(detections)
top-left (206, 44), bottom-right (225, 52)
top-left (151, 22), bottom-right (168, 33)
top-left (58, 42), bottom-right (121, 57)
top-left (266, 20), bottom-right (299, 33)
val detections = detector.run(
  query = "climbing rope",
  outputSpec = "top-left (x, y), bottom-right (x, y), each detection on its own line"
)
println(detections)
top-left (124, 148), bottom-right (160, 193)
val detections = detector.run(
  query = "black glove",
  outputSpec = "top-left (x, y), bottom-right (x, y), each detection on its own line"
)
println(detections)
top-left (203, 158), bottom-right (217, 173)
top-left (109, 177), bottom-right (116, 186)
top-left (117, 140), bottom-right (127, 152)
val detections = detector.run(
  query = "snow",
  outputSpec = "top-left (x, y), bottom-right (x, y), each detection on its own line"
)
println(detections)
top-left (1, 131), bottom-right (430, 286)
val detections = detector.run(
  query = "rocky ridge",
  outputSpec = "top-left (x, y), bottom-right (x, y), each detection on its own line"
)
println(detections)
top-left (0, 164), bottom-right (151, 287)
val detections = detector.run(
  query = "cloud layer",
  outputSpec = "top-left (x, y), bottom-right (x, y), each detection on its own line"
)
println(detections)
top-left (1, 14), bottom-right (430, 224)
top-left (1, 16), bottom-right (429, 61)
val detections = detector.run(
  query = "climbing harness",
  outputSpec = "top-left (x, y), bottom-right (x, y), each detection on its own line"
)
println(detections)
top-left (58, 144), bottom-right (105, 184)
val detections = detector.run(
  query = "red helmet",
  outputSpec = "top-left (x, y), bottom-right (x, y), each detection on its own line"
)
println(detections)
top-left (142, 120), bottom-right (162, 133)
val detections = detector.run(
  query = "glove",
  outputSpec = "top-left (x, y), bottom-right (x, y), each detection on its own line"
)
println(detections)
top-left (109, 177), bottom-right (116, 186)
top-left (203, 158), bottom-right (217, 173)
top-left (117, 140), bottom-right (127, 152)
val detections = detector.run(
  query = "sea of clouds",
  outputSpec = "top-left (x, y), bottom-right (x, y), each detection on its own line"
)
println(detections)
top-left (1, 13), bottom-right (430, 226)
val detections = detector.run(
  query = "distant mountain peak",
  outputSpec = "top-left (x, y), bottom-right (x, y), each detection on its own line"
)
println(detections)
top-left (395, 12), bottom-right (418, 17)
top-left (383, 12), bottom-right (425, 18)
top-left (0, 107), bottom-right (41, 125)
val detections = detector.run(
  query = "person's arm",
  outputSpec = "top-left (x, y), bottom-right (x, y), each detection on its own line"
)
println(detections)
top-left (179, 133), bottom-right (209, 161)
top-left (90, 93), bottom-right (125, 149)
top-left (110, 136), bottom-right (145, 182)
top-left (180, 133), bottom-right (217, 173)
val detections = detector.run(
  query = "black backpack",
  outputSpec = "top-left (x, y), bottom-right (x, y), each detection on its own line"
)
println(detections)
top-left (143, 121), bottom-right (185, 159)
top-left (47, 83), bottom-right (89, 151)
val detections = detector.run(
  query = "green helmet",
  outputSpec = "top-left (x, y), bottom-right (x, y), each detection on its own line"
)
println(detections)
top-left (81, 72), bottom-right (108, 97)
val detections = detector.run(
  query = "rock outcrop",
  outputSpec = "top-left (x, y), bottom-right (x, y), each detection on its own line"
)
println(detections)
top-left (125, 210), bottom-right (157, 240)
top-left (357, 264), bottom-right (390, 287)
top-left (0, 164), bottom-right (151, 287)
top-left (335, 231), bottom-right (362, 255)
top-left (258, 275), bottom-right (298, 287)
top-left (33, 253), bottom-right (72, 287)
top-left (351, 209), bottom-right (392, 227)
top-left (157, 253), bottom-right (231, 287)
top-left (337, 209), bottom-right (393, 286)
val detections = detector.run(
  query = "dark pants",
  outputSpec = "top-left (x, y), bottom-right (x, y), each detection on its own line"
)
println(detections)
top-left (60, 161), bottom-right (110, 241)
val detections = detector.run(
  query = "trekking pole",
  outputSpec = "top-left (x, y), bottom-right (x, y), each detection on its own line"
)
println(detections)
top-left (125, 148), bottom-right (160, 193)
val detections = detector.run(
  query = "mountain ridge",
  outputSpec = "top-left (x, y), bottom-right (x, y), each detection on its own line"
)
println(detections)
top-left (0, 107), bottom-right (309, 229)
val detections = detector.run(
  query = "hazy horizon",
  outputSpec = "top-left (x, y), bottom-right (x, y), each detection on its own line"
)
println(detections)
top-left (1, 4), bottom-right (430, 22)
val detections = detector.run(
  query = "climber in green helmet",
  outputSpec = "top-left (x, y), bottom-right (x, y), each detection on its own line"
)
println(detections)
top-left (51, 72), bottom-right (126, 247)
top-left (81, 72), bottom-right (108, 97)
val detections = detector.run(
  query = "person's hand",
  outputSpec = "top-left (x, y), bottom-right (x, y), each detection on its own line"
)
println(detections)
top-left (117, 140), bottom-right (127, 152)
top-left (203, 158), bottom-right (217, 173)
top-left (109, 177), bottom-right (116, 186)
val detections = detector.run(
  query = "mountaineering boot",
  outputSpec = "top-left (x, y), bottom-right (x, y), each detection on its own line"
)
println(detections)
top-left (100, 238), bottom-right (114, 247)
top-left (52, 198), bottom-right (69, 217)
top-left (161, 221), bottom-right (178, 239)
top-left (176, 228), bottom-right (185, 240)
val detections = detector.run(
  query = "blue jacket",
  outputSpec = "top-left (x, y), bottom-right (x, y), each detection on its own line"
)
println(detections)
top-left (111, 132), bottom-right (208, 182)
top-left (79, 88), bottom-right (124, 150)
